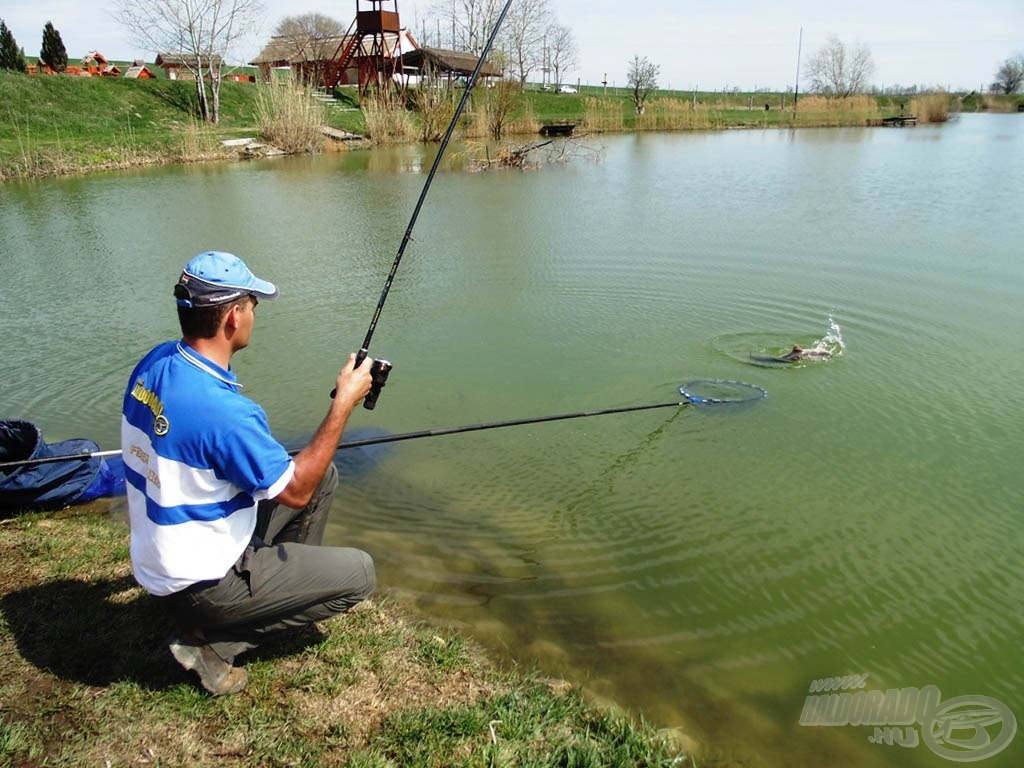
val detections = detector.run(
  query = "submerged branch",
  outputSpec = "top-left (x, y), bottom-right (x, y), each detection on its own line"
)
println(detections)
top-left (468, 138), bottom-right (605, 171)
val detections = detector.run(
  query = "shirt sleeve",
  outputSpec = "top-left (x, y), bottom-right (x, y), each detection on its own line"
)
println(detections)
top-left (214, 400), bottom-right (294, 498)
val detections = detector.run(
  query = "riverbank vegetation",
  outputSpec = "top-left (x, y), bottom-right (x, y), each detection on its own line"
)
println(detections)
top-left (0, 504), bottom-right (688, 767)
top-left (1, 68), bottom-right (1020, 182)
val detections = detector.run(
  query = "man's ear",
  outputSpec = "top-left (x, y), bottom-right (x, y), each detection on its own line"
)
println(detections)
top-left (223, 303), bottom-right (242, 333)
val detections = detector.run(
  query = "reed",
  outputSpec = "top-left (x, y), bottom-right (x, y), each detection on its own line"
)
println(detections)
top-left (362, 90), bottom-right (417, 144)
top-left (581, 97), bottom-right (624, 132)
top-left (253, 76), bottom-right (326, 154)
top-left (635, 98), bottom-right (715, 131)
top-left (176, 115), bottom-right (223, 161)
top-left (464, 81), bottom-right (535, 140)
top-left (979, 94), bottom-right (1017, 113)
top-left (410, 82), bottom-right (458, 142)
top-left (792, 94), bottom-right (880, 126)
top-left (912, 92), bottom-right (951, 123)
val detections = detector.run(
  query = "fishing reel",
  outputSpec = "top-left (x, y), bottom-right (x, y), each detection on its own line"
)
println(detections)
top-left (329, 357), bottom-right (392, 409)
top-left (363, 358), bottom-right (392, 410)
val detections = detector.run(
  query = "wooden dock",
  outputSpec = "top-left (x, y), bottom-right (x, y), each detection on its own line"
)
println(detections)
top-left (867, 116), bottom-right (918, 127)
top-left (539, 122), bottom-right (576, 137)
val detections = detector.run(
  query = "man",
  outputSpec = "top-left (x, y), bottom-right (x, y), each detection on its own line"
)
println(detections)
top-left (121, 251), bottom-right (376, 696)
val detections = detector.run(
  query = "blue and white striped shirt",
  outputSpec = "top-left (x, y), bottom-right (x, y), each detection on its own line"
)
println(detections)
top-left (121, 341), bottom-right (293, 596)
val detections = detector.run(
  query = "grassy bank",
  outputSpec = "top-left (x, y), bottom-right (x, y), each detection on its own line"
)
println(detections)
top-left (3, 69), bottom-right (1020, 181)
top-left (0, 505), bottom-right (688, 767)
top-left (0, 71), bottom-right (365, 180)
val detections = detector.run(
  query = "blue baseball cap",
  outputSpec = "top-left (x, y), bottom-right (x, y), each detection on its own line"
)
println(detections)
top-left (175, 251), bottom-right (279, 308)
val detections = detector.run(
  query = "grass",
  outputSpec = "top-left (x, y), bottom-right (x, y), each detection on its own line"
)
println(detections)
top-left (3, 68), bottom-right (1019, 181)
top-left (0, 505), bottom-right (689, 767)
top-left (254, 76), bottom-right (328, 154)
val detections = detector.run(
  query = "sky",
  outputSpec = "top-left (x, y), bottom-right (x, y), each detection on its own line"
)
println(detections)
top-left (2, 0), bottom-right (1022, 92)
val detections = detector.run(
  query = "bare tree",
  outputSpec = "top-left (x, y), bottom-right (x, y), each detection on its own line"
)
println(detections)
top-left (546, 22), bottom-right (577, 90)
top-left (274, 13), bottom-right (346, 87)
top-left (805, 35), bottom-right (874, 97)
top-left (993, 54), bottom-right (1024, 94)
top-left (113, 0), bottom-right (264, 123)
top-left (431, 0), bottom-right (503, 54)
top-left (503, 0), bottom-right (550, 85)
top-left (627, 55), bottom-right (659, 114)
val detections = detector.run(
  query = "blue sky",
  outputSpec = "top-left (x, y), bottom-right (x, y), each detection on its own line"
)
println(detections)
top-left (3, 0), bottom-right (1021, 91)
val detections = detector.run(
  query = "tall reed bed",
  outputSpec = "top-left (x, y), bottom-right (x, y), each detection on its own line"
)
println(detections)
top-left (362, 91), bottom-right (417, 144)
top-left (912, 93), bottom-right (951, 123)
top-left (792, 95), bottom-right (880, 126)
top-left (464, 82), bottom-right (538, 140)
top-left (177, 115), bottom-right (223, 161)
top-left (582, 98), bottom-right (624, 132)
top-left (410, 83), bottom-right (458, 142)
top-left (635, 99), bottom-right (716, 131)
top-left (254, 76), bottom-right (326, 153)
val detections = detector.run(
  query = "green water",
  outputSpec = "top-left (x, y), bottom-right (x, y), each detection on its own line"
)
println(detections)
top-left (2, 114), bottom-right (1022, 766)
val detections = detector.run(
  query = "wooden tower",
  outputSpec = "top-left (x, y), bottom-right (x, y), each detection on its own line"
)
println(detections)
top-left (323, 0), bottom-right (404, 96)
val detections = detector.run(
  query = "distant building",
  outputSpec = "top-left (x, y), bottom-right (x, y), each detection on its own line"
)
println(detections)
top-left (82, 51), bottom-right (122, 77)
top-left (123, 60), bottom-right (155, 79)
top-left (155, 53), bottom-right (225, 80)
top-left (250, 28), bottom-right (419, 88)
top-left (398, 46), bottom-right (502, 82)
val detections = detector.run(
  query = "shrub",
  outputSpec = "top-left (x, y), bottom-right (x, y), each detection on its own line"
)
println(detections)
top-left (912, 92), bottom-right (950, 123)
top-left (362, 90), bottom-right (416, 144)
top-left (254, 75), bottom-right (326, 154)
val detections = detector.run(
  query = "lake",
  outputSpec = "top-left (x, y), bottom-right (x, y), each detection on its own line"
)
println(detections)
top-left (2, 113), bottom-right (1022, 767)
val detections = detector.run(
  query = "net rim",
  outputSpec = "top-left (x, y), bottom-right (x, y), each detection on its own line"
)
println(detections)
top-left (679, 379), bottom-right (767, 405)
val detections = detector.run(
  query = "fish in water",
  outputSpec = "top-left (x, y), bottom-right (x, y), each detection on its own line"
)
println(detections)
top-left (752, 344), bottom-right (833, 364)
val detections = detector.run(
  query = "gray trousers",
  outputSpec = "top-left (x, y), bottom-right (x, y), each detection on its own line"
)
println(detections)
top-left (159, 464), bottom-right (376, 662)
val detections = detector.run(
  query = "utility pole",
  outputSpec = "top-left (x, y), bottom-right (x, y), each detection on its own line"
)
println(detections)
top-left (793, 27), bottom-right (803, 117)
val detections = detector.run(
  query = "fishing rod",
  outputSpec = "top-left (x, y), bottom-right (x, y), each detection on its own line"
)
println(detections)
top-left (0, 403), bottom-right (682, 472)
top-left (335, 0), bottom-right (516, 409)
top-left (0, 381), bottom-right (767, 472)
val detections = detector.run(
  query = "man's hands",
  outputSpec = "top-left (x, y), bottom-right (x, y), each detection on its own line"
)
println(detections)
top-left (332, 353), bottom-right (374, 412)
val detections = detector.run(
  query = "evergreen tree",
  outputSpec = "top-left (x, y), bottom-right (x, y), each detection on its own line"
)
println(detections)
top-left (39, 21), bottom-right (68, 73)
top-left (0, 19), bottom-right (28, 72)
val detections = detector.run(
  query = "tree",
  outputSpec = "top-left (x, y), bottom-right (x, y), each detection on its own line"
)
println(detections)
top-left (431, 0), bottom-right (505, 54)
top-left (805, 35), bottom-right (874, 97)
top-left (273, 12), bottom-right (346, 87)
top-left (627, 55), bottom-right (659, 114)
top-left (113, 0), bottom-right (264, 123)
top-left (39, 21), bottom-right (68, 73)
top-left (503, 0), bottom-right (550, 86)
top-left (993, 54), bottom-right (1024, 94)
top-left (0, 19), bottom-right (28, 72)
top-left (546, 22), bottom-right (577, 91)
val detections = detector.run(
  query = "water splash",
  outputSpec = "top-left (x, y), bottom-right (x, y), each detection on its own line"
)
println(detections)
top-left (717, 317), bottom-right (846, 368)
top-left (811, 316), bottom-right (845, 356)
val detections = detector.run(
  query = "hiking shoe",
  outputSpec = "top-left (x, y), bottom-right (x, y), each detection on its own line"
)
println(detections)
top-left (169, 637), bottom-right (248, 696)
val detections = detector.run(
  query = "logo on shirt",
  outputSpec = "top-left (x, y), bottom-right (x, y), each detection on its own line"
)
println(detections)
top-left (131, 379), bottom-right (171, 436)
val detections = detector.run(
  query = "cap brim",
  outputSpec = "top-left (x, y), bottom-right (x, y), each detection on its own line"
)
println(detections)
top-left (248, 277), bottom-right (279, 300)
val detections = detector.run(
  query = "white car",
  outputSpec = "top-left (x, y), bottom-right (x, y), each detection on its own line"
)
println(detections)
top-left (559, 85), bottom-right (577, 94)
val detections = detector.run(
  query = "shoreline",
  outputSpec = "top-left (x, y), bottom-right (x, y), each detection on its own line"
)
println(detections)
top-left (5, 70), bottom-right (1012, 184)
top-left (0, 502), bottom-right (694, 766)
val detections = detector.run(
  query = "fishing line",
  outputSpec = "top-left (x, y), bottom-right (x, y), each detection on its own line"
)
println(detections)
top-left (335, 0), bottom-right (516, 409)
top-left (0, 380), bottom-right (766, 471)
